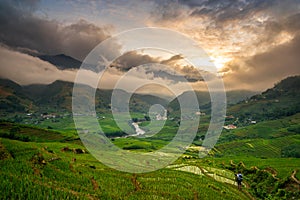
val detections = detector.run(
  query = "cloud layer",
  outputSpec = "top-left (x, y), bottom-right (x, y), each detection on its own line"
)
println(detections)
top-left (146, 0), bottom-right (300, 91)
top-left (0, 0), bottom-right (111, 61)
top-left (0, 45), bottom-right (76, 85)
top-left (0, 0), bottom-right (299, 92)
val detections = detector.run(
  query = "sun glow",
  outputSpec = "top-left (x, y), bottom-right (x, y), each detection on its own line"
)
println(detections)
top-left (211, 56), bottom-right (231, 70)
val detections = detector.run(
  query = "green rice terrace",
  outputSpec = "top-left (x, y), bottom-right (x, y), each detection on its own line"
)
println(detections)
top-left (1, 76), bottom-right (300, 199)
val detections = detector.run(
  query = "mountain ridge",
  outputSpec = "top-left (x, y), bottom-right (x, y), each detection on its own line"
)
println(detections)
top-left (0, 79), bottom-right (169, 113)
top-left (1, 75), bottom-right (299, 117)
top-left (227, 75), bottom-right (300, 121)
top-left (37, 54), bottom-right (82, 70)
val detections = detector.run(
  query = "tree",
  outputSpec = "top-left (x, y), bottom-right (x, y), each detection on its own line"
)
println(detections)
top-left (144, 115), bottom-right (150, 121)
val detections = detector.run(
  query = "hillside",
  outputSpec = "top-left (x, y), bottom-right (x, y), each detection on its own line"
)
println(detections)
top-left (169, 90), bottom-right (258, 112)
top-left (227, 76), bottom-right (300, 123)
top-left (0, 120), bottom-right (299, 199)
top-left (0, 128), bottom-right (251, 200)
top-left (216, 113), bottom-right (300, 157)
top-left (170, 76), bottom-right (300, 115)
top-left (0, 79), bottom-right (169, 113)
top-left (0, 79), bottom-right (33, 114)
top-left (0, 77), bottom-right (259, 115)
top-left (1, 76), bottom-right (300, 199)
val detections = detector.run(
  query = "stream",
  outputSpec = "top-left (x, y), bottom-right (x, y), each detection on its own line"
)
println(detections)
top-left (131, 122), bottom-right (146, 136)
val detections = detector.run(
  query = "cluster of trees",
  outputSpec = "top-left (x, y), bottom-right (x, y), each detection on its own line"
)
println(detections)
top-left (282, 144), bottom-right (300, 158)
top-left (224, 162), bottom-right (300, 200)
top-left (0, 96), bottom-right (25, 112)
top-left (0, 127), bottom-right (30, 142)
top-left (131, 115), bottom-right (151, 123)
top-left (105, 131), bottom-right (127, 138)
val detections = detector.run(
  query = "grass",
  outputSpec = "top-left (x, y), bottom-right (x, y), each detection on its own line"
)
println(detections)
top-left (220, 113), bottom-right (300, 141)
top-left (0, 121), bottom-right (80, 143)
top-left (215, 135), bottom-right (300, 158)
top-left (0, 138), bottom-right (250, 200)
top-left (32, 116), bottom-right (77, 136)
top-left (1, 111), bottom-right (300, 199)
top-left (207, 156), bottom-right (300, 179)
top-left (214, 114), bottom-right (300, 161)
top-left (295, 170), bottom-right (300, 181)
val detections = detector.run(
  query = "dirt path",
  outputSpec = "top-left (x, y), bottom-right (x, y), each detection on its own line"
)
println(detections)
top-left (170, 164), bottom-right (255, 200)
top-left (291, 170), bottom-right (300, 184)
top-left (263, 167), bottom-right (279, 180)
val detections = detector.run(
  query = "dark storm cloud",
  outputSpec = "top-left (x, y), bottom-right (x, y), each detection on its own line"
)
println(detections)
top-left (112, 53), bottom-right (185, 72)
top-left (148, 0), bottom-right (300, 90)
top-left (252, 12), bottom-right (300, 49)
top-left (150, 0), bottom-right (275, 22)
top-left (110, 51), bottom-right (204, 82)
top-left (189, 0), bottom-right (273, 21)
top-left (283, 13), bottom-right (300, 33)
top-left (111, 51), bottom-right (158, 71)
top-left (247, 33), bottom-right (300, 77)
top-left (0, 0), bottom-right (111, 61)
top-left (150, 0), bottom-right (187, 21)
top-left (223, 33), bottom-right (300, 90)
top-left (161, 54), bottom-right (184, 65)
top-left (152, 0), bottom-right (300, 26)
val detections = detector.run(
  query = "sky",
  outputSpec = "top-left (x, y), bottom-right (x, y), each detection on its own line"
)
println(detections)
top-left (0, 0), bottom-right (300, 93)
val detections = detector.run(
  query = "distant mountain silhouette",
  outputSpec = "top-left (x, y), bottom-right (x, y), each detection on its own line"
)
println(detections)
top-left (38, 54), bottom-right (82, 70)
top-left (0, 79), bottom-right (168, 113)
top-left (169, 90), bottom-right (258, 112)
top-left (1, 76), bottom-right (299, 117)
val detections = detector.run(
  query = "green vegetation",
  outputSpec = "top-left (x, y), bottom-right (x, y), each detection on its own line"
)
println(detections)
top-left (0, 121), bottom-right (77, 143)
top-left (0, 138), bottom-right (250, 200)
top-left (1, 116), bottom-right (299, 199)
top-left (227, 76), bottom-right (300, 123)
top-left (194, 158), bottom-right (300, 200)
top-left (1, 76), bottom-right (300, 199)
